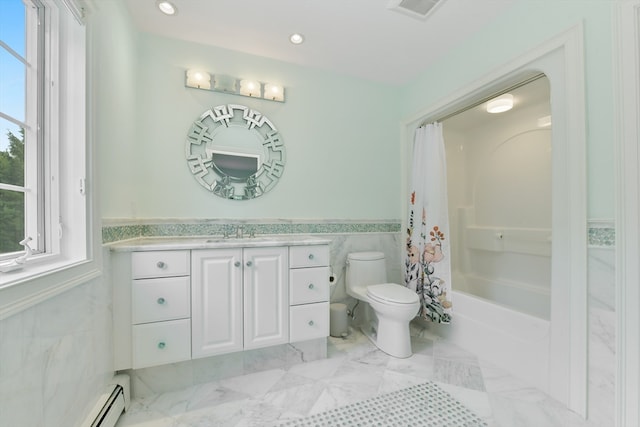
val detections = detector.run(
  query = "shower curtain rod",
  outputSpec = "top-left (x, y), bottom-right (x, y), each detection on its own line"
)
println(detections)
top-left (421, 72), bottom-right (547, 126)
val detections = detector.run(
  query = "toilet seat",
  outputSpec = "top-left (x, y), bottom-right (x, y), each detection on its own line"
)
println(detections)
top-left (367, 283), bottom-right (419, 305)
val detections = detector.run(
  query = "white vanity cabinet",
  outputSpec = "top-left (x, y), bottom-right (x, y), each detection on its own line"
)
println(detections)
top-left (289, 245), bottom-right (330, 342)
top-left (112, 238), bottom-right (330, 371)
top-left (130, 250), bottom-right (191, 369)
top-left (191, 246), bottom-right (289, 359)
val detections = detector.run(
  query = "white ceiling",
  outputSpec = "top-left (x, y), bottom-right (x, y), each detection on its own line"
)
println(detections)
top-left (122, 0), bottom-right (515, 85)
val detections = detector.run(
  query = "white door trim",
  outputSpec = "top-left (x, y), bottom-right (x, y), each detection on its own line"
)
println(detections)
top-left (401, 24), bottom-right (588, 415)
top-left (614, 2), bottom-right (640, 426)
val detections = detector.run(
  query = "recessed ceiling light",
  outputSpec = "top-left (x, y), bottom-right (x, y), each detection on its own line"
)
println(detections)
top-left (289, 33), bottom-right (305, 45)
top-left (157, 0), bottom-right (177, 15)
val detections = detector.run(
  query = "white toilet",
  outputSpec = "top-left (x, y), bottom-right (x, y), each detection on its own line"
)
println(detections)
top-left (346, 251), bottom-right (420, 358)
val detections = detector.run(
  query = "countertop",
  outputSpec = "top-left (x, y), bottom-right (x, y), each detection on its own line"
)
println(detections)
top-left (108, 235), bottom-right (332, 252)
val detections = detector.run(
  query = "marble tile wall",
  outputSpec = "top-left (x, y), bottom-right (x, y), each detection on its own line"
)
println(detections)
top-left (586, 246), bottom-right (615, 425)
top-left (0, 219), bottom-right (614, 426)
top-left (0, 248), bottom-right (114, 427)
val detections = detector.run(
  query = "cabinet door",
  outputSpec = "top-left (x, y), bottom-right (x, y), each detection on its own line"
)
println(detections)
top-left (243, 246), bottom-right (289, 349)
top-left (191, 249), bottom-right (243, 358)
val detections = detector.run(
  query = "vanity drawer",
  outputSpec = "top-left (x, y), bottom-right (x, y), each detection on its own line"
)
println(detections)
top-left (289, 245), bottom-right (330, 268)
top-left (132, 319), bottom-right (191, 369)
top-left (132, 250), bottom-right (190, 279)
top-left (290, 267), bottom-right (329, 305)
top-left (132, 277), bottom-right (191, 324)
top-left (289, 302), bottom-right (329, 342)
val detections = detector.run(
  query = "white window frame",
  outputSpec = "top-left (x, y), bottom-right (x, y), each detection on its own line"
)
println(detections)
top-left (0, 0), bottom-right (42, 260)
top-left (0, 0), bottom-right (100, 319)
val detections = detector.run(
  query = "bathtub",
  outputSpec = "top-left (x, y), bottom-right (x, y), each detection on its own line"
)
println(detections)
top-left (454, 272), bottom-right (550, 320)
top-left (427, 289), bottom-right (551, 394)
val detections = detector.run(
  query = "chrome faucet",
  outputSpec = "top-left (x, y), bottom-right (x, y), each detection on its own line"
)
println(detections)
top-left (236, 224), bottom-right (244, 239)
top-left (222, 224), bottom-right (234, 239)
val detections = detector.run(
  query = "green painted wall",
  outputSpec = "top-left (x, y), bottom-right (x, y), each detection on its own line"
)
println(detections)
top-left (399, 0), bottom-right (615, 220)
top-left (92, 0), bottom-right (139, 220)
top-left (99, 25), bottom-right (402, 221)
top-left (97, 0), bottom-right (616, 224)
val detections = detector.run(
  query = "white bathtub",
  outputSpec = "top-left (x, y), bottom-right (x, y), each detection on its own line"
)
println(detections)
top-left (454, 272), bottom-right (550, 320)
top-left (428, 290), bottom-right (551, 394)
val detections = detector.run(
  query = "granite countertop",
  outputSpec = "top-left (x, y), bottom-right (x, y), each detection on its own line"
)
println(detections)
top-left (108, 235), bottom-right (332, 252)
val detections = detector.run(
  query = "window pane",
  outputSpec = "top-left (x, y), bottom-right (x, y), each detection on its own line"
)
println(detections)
top-left (0, 117), bottom-right (24, 187)
top-left (0, 0), bottom-right (25, 56)
top-left (0, 47), bottom-right (26, 123)
top-left (0, 188), bottom-right (24, 254)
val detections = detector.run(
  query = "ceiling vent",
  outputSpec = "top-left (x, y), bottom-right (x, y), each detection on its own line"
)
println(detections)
top-left (387, 0), bottom-right (445, 20)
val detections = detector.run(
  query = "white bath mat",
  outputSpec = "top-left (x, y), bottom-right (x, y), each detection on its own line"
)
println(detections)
top-left (274, 381), bottom-right (488, 426)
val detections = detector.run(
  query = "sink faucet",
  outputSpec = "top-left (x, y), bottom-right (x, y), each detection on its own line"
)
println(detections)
top-left (236, 224), bottom-right (244, 239)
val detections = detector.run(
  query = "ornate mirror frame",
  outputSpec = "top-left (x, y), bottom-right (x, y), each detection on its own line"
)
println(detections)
top-left (186, 104), bottom-right (286, 200)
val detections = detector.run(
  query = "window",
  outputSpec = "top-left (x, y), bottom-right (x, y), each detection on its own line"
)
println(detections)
top-left (0, 0), bottom-right (93, 310)
top-left (0, 1), bottom-right (34, 258)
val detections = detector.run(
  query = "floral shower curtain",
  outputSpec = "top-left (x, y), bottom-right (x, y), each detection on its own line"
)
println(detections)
top-left (405, 122), bottom-right (452, 323)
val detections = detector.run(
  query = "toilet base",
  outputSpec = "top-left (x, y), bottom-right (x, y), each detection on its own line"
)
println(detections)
top-left (376, 317), bottom-right (413, 358)
top-left (354, 300), bottom-right (416, 359)
top-left (359, 317), bottom-right (413, 359)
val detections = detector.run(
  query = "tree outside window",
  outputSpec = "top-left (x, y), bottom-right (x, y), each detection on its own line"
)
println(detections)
top-left (0, 129), bottom-right (25, 253)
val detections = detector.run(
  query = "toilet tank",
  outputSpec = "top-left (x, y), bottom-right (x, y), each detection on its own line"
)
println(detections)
top-left (346, 252), bottom-right (388, 295)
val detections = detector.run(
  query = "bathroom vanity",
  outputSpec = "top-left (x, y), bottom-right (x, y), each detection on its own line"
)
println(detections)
top-left (110, 236), bottom-right (330, 370)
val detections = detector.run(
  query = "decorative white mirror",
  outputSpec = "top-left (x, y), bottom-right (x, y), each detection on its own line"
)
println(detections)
top-left (186, 104), bottom-right (286, 200)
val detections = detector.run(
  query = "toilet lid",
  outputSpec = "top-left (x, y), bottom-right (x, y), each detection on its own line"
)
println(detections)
top-left (367, 283), bottom-right (419, 304)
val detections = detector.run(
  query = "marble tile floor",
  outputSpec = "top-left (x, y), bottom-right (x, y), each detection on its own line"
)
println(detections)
top-left (116, 327), bottom-right (594, 427)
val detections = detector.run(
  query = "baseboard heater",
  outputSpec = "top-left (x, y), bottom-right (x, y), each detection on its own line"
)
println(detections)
top-left (82, 374), bottom-right (130, 427)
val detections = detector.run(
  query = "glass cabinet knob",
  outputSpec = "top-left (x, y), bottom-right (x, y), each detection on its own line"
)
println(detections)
top-left (157, 261), bottom-right (166, 269)
top-left (157, 297), bottom-right (166, 305)
top-left (308, 320), bottom-right (314, 326)
top-left (157, 342), bottom-right (166, 349)
top-left (246, 261), bottom-right (253, 267)
top-left (308, 254), bottom-right (314, 260)
top-left (234, 261), bottom-right (241, 267)
top-left (308, 283), bottom-right (314, 289)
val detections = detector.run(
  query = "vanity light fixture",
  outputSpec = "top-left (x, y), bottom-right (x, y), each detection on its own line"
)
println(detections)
top-left (156, 0), bottom-right (177, 15)
top-left (184, 69), bottom-right (286, 102)
top-left (186, 69), bottom-right (211, 89)
top-left (486, 93), bottom-right (514, 113)
top-left (214, 74), bottom-right (237, 92)
top-left (264, 83), bottom-right (284, 102)
top-left (289, 33), bottom-right (305, 45)
top-left (239, 79), bottom-right (261, 97)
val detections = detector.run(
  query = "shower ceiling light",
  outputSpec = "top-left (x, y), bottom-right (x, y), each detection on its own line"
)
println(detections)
top-left (486, 94), bottom-right (514, 113)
